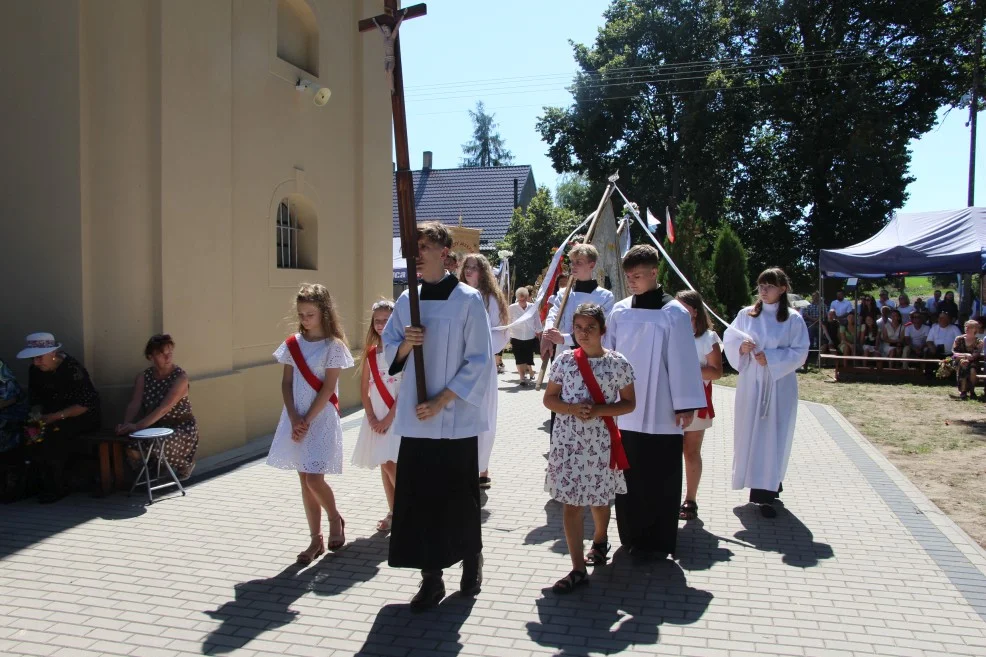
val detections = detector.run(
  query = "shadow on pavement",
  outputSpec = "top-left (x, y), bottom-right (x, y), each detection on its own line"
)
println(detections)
top-left (355, 596), bottom-right (477, 656)
top-left (732, 502), bottom-right (834, 567)
top-left (202, 535), bottom-right (390, 655)
top-left (676, 518), bottom-right (737, 571)
top-left (526, 548), bottom-right (712, 656)
top-left (0, 493), bottom-right (146, 560)
top-left (523, 499), bottom-right (599, 556)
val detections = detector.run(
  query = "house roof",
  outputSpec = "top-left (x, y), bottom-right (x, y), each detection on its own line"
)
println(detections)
top-left (392, 165), bottom-right (535, 250)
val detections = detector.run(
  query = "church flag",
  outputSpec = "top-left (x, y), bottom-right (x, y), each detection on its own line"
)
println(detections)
top-left (666, 206), bottom-right (676, 243)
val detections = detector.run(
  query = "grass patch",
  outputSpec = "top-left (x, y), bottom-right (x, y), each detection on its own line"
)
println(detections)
top-left (718, 367), bottom-right (986, 546)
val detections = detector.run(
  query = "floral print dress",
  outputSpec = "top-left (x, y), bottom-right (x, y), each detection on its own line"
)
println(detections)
top-left (545, 349), bottom-right (634, 506)
top-left (137, 366), bottom-right (199, 477)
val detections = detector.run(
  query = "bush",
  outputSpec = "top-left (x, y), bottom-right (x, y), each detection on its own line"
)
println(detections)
top-left (712, 222), bottom-right (751, 319)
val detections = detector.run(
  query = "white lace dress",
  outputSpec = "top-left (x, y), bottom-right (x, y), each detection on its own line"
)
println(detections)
top-left (352, 347), bottom-right (402, 468)
top-left (266, 335), bottom-right (354, 474)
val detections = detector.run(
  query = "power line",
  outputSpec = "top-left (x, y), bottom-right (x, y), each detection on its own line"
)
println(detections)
top-left (406, 59), bottom-right (886, 104)
top-left (407, 71), bottom-right (873, 117)
top-left (404, 46), bottom-right (933, 96)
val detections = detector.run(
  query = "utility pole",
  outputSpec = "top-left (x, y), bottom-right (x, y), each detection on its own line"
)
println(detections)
top-left (970, 0), bottom-right (982, 207)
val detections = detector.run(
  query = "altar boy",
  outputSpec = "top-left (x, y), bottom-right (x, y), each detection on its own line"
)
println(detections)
top-left (604, 245), bottom-right (706, 559)
top-left (541, 243), bottom-right (615, 358)
top-left (382, 221), bottom-right (493, 610)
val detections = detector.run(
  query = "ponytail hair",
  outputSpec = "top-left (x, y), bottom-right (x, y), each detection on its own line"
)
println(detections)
top-left (748, 267), bottom-right (791, 322)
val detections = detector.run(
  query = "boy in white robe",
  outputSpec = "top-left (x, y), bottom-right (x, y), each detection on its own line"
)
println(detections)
top-left (542, 244), bottom-right (615, 432)
top-left (723, 267), bottom-right (809, 518)
top-left (382, 222), bottom-right (493, 610)
top-left (604, 245), bottom-right (706, 559)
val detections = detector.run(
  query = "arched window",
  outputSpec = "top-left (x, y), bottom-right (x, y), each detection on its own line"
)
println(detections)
top-left (276, 0), bottom-right (319, 77)
top-left (275, 195), bottom-right (317, 270)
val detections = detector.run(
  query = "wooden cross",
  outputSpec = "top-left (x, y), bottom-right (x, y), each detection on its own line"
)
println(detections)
top-left (359, 1), bottom-right (428, 403)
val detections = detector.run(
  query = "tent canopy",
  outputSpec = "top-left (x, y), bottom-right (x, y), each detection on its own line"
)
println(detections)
top-left (819, 208), bottom-right (986, 278)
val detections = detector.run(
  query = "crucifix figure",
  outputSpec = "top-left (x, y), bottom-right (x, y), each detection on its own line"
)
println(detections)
top-left (359, 2), bottom-right (487, 612)
top-left (371, 15), bottom-right (404, 93)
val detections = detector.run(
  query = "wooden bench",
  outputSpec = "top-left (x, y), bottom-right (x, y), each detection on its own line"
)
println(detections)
top-left (81, 429), bottom-right (129, 496)
top-left (819, 354), bottom-right (941, 382)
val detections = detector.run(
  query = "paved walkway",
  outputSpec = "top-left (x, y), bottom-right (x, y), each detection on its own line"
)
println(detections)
top-left (3, 373), bottom-right (986, 657)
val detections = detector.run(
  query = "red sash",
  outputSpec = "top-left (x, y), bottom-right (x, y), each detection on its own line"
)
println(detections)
top-left (697, 382), bottom-right (716, 419)
top-left (366, 345), bottom-right (395, 410)
top-left (286, 335), bottom-right (340, 414)
top-left (572, 348), bottom-right (630, 471)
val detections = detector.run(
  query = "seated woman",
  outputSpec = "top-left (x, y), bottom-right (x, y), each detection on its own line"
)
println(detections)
top-left (952, 320), bottom-right (984, 401)
top-left (859, 315), bottom-right (880, 359)
top-left (880, 309), bottom-right (905, 367)
top-left (116, 334), bottom-right (199, 480)
top-left (838, 313), bottom-right (857, 358)
top-left (17, 332), bottom-right (101, 503)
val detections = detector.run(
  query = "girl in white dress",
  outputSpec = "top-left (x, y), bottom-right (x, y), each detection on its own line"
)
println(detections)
top-left (542, 303), bottom-right (636, 594)
top-left (723, 268), bottom-right (809, 518)
top-left (674, 290), bottom-right (723, 521)
top-left (352, 300), bottom-right (402, 532)
top-left (267, 283), bottom-right (354, 563)
top-left (460, 254), bottom-right (509, 489)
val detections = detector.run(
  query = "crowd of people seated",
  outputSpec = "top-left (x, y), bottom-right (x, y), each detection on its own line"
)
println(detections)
top-left (800, 287), bottom-right (984, 398)
top-left (0, 332), bottom-right (199, 503)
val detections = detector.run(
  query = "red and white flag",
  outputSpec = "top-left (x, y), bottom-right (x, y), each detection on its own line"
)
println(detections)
top-left (665, 206), bottom-right (676, 243)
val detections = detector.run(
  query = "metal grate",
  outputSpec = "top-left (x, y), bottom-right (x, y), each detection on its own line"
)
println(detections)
top-left (276, 200), bottom-right (301, 269)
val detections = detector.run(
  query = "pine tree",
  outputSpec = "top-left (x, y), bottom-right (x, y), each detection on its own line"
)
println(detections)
top-left (461, 101), bottom-right (514, 167)
top-left (712, 222), bottom-right (751, 319)
top-left (658, 199), bottom-right (715, 300)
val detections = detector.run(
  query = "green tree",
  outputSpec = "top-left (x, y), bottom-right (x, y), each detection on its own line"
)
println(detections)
top-left (555, 172), bottom-right (603, 217)
top-left (461, 101), bottom-right (514, 167)
top-left (658, 199), bottom-right (715, 298)
top-left (712, 222), bottom-right (752, 319)
top-left (498, 186), bottom-right (580, 286)
top-left (537, 0), bottom-right (974, 289)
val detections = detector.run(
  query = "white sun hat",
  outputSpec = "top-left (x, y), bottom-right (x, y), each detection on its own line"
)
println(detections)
top-left (16, 332), bottom-right (62, 359)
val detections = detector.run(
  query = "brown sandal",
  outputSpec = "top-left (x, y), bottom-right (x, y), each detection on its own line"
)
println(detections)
top-left (328, 516), bottom-right (346, 551)
top-left (296, 533), bottom-right (324, 565)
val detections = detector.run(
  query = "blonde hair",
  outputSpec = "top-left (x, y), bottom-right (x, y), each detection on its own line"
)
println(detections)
top-left (461, 253), bottom-right (508, 325)
top-left (358, 299), bottom-right (395, 374)
top-left (568, 243), bottom-right (599, 264)
top-left (294, 283), bottom-right (348, 346)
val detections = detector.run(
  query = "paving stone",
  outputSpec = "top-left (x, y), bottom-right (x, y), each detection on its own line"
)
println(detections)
top-left (3, 380), bottom-right (986, 655)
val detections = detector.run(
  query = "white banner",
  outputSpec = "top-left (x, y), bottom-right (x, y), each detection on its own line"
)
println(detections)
top-left (493, 213), bottom-right (593, 333)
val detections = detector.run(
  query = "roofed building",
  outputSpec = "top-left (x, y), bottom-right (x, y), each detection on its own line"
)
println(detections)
top-left (392, 152), bottom-right (536, 251)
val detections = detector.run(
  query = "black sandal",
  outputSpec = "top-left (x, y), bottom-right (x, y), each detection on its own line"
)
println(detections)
top-left (551, 569), bottom-right (589, 594)
top-left (585, 540), bottom-right (610, 566)
top-left (478, 476), bottom-right (491, 490)
top-left (679, 500), bottom-right (698, 520)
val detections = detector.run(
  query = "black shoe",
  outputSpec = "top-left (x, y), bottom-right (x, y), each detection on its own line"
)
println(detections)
top-left (759, 503), bottom-right (778, 518)
top-left (460, 553), bottom-right (483, 596)
top-left (410, 575), bottom-right (445, 611)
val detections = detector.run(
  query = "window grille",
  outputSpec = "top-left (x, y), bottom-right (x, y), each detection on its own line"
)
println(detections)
top-left (276, 200), bottom-right (301, 269)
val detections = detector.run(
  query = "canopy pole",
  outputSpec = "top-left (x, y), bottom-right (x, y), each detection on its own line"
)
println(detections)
top-left (818, 270), bottom-right (824, 368)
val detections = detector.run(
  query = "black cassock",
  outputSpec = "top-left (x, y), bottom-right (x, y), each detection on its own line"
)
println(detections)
top-left (387, 275), bottom-right (483, 571)
top-left (613, 289), bottom-right (703, 557)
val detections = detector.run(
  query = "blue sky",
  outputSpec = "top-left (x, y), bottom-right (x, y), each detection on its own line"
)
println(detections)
top-left (396, 0), bottom-right (983, 213)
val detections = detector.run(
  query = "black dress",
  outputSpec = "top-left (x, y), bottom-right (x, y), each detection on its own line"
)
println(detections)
top-left (27, 353), bottom-right (101, 496)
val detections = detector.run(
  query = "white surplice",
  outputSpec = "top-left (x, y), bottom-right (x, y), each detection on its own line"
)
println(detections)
top-left (723, 302), bottom-right (809, 491)
top-left (382, 283), bottom-right (493, 439)
top-left (604, 297), bottom-right (707, 435)
top-left (546, 283), bottom-right (615, 345)
top-left (479, 296), bottom-right (509, 471)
